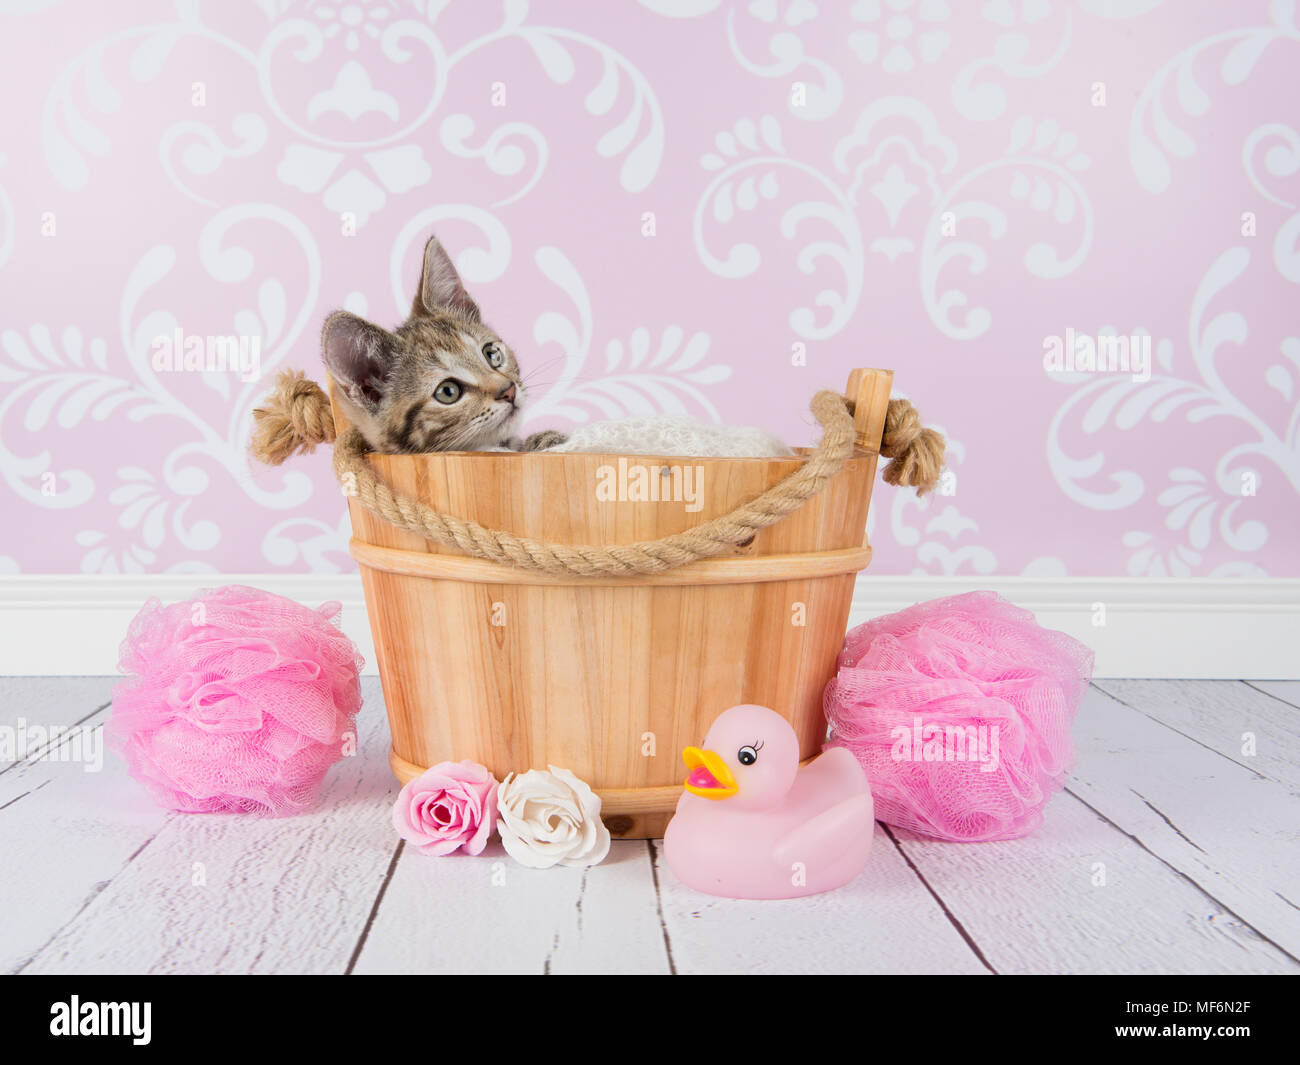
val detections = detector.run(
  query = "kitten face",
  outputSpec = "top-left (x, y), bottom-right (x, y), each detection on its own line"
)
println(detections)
top-left (321, 236), bottom-right (525, 453)
top-left (366, 316), bottom-right (524, 453)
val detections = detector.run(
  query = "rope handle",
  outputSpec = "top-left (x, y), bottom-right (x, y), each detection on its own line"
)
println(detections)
top-left (251, 370), bottom-right (946, 577)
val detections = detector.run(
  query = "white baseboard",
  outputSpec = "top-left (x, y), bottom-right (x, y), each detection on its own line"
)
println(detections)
top-left (0, 574), bottom-right (1296, 680)
top-left (846, 577), bottom-right (1299, 681)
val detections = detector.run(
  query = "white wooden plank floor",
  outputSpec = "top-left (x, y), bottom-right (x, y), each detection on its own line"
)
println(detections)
top-left (2, 677), bottom-right (1297, 975)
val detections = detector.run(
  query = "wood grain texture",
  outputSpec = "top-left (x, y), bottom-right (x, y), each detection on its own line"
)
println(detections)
top-left (0, 677), bottom-right (165, 974)
top-left (1248, 681), bottom-right (1300, 708)
top-left (350, 539), bottom-right (873, 586)
top-left (653, 823), bottom-right (990, 975)
top-left (350, 840), bottom-right (671, 975)
top-left (1068, 685), bottom-right (1300, 962)
top-left (847, 367), bottom-right (894, 458)
top-left (334, 371), bottom-right (887, 836)
top-left (890, 794), bottom-right (1297, 974)
top-left (1096, 679), bottom-right (1300, 790)
top-left (845, 366), bottom-right (890, 539)
top-left (19, 679), bottom-right (398, 975)
top-left (4, 679), bottom-right (1298, 974)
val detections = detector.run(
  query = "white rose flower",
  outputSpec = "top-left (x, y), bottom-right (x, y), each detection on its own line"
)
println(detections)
top-left (496, 766), bottom-right (612, 869)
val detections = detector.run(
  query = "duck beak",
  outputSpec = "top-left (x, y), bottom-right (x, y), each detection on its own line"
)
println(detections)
top-left (682, 747), bottom-right (738, 800)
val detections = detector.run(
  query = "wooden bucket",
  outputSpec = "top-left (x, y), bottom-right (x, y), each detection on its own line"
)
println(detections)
top-left (335, 368), bottom-right (893, 838)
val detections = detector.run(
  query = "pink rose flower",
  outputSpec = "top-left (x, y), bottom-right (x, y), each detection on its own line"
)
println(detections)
top-left (392, 760), bottom-right (499, 856)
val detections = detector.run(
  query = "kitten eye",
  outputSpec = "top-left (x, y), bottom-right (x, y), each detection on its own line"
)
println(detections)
top-left (433, 379), bottom-right (462, 404)
top-left (483, 342), bottom-right (505, 369)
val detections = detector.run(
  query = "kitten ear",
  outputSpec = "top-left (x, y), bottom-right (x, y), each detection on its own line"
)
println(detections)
top-left (320, 311), bottom-right (396, 413)
top-left (412, 235), bottom-right (481, 322)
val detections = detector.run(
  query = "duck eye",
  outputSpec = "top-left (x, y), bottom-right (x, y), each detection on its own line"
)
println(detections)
top-left (434, 379), bottom-right (462, 404)
top-left (737, 745), bottom-right (758, 766)
top-left (483, 342), bottom-right (504, 369)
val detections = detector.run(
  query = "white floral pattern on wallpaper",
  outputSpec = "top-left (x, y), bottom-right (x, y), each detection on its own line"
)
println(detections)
top-left (694, 104), bottom-right (1093, 340)
top-left (0, 0), bottom-right (1296, 576)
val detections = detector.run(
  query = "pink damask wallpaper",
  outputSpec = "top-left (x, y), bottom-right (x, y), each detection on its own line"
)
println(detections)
top-left (0, 0), bottom-right (1297, 577)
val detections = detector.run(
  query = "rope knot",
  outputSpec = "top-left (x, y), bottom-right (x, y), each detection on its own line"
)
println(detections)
top-left (881, 397), bottom-right (946, 496)
top-left (250, 369), bottom-right (337, 466)
top-left (883, 399), bottom-right (922, 453)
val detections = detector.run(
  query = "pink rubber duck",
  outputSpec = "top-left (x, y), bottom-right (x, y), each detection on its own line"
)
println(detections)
top-left (663, 705), bottom-right (875, 899)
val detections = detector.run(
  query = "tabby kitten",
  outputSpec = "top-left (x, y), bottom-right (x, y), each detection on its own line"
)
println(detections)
top-left (321, 235), bottom-right (565, 454)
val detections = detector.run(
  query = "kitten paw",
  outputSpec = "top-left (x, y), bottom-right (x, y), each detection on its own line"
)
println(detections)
top-left (521, 430), bottom-right (568, 452)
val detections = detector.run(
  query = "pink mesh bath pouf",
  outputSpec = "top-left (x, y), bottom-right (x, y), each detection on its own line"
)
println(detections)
top-left (823, 591), bottom-right (1093, 842)
top-left (108, 585), bottom-right (364, 816)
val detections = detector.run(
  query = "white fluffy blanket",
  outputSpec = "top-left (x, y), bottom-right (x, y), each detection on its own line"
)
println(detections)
top-left (546, 416), bottom-right (791, 458)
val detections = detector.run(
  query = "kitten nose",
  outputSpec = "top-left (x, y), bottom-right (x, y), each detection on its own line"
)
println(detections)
top-left (496, 383), bottom-right (517, 405)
